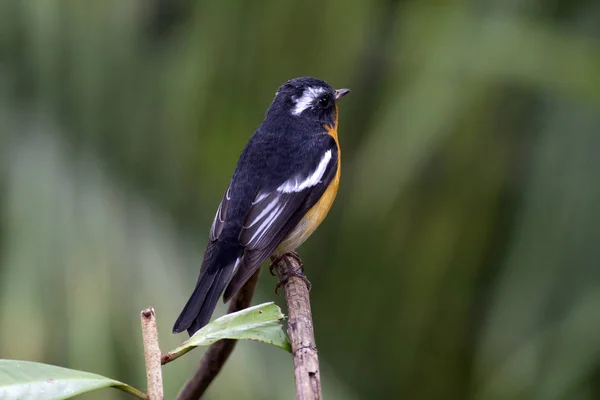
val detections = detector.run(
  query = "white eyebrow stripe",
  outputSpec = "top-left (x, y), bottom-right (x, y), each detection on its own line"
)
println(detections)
top-left (292, 86), bottom-right (327, 115)
top-left (277, 150), bottom-right (332, 193)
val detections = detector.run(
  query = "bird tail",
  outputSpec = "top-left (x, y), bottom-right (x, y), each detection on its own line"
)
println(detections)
top-left (172, 242), bottom-right (242, 336)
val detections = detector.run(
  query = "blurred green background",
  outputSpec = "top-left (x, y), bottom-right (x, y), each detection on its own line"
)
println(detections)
top-left (1, 0), bottom-right (600, 399)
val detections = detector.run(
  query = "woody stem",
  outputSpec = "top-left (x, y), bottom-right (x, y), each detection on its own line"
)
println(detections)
top-left (271, 254), bottom-right (322, 400)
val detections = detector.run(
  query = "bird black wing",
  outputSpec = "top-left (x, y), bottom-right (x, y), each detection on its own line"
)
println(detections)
top-left (173, 130), bottom-right (338, 335)
top-left (222, 133), bottom-right (338, 302)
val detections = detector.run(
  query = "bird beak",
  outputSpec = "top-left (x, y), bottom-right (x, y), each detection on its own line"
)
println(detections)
top-left (335, 88), bottom-right (351, 100)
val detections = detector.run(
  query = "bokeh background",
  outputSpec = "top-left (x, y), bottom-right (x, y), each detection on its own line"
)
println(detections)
top-left (1, 1), bottom-right (600, 399)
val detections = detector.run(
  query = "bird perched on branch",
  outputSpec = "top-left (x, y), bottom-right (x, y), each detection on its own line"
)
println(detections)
top-left (173, 77), bottom-right (350, 336)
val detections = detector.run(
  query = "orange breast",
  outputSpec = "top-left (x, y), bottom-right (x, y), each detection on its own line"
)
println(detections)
top-left (275, 113), bottom-right (341, 255)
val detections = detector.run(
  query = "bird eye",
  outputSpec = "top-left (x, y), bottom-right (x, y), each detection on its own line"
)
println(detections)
top-left (317, 94), bottom-right (332, 109)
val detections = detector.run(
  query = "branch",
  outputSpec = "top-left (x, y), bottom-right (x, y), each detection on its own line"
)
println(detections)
top-left (141, 308), bottom-right (164, 400)
top-left (273, 255), bottom-right (322, 400)
top-left (176, 269), bottom-right (261, 400)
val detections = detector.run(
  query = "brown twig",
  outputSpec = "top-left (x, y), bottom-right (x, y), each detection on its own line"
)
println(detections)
top-left (176, 269), bottom-right (261, 400)
top-left (141, 308), bottom-right (164, 400)
top-left (272, 255), bottom-right (322, 400)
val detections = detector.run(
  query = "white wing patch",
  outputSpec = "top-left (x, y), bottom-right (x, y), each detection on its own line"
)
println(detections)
top-left (252, 191), bottom-right (270, 204)
top-left (246, 203), bottom-right (286, 247)
top-left (240, 146), bottom-right (335, 249)
top-left (277, 150), bottom-right (332, 193)
top-left (232, 256), bottom-right (242, 275)
top-left (292, 86), bottom-right (327, 115)
top-left (210, 186), bottom-right (232, 241)
top-left (244, 196), bottom-right (279, 228)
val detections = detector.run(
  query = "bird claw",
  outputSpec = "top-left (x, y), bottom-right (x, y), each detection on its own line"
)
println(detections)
top-left (275, 268), bottom-right (312, 295)
top-left (268, 263), bottom-right (278, 276)
top-left (269, 252), bottom-right (303, 275)
top-left (269, 252), bottom-right (309, 294)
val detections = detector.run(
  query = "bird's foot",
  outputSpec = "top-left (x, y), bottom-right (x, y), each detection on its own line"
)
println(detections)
top-left (275, 267), bottom-right (311, 295)
top-left (269, 252), bottom-right (309, 295)
top-left (269, 251), bottom-right (303, 276)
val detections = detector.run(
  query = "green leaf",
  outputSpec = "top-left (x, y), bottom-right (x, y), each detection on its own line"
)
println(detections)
top-left (164, 302), bottom-right (291, 363)
top-left (0, 360), bottom-right (147, 400)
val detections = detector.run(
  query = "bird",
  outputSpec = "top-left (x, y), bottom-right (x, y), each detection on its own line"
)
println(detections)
top-left (173, 77), bottom-right (350, 336)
